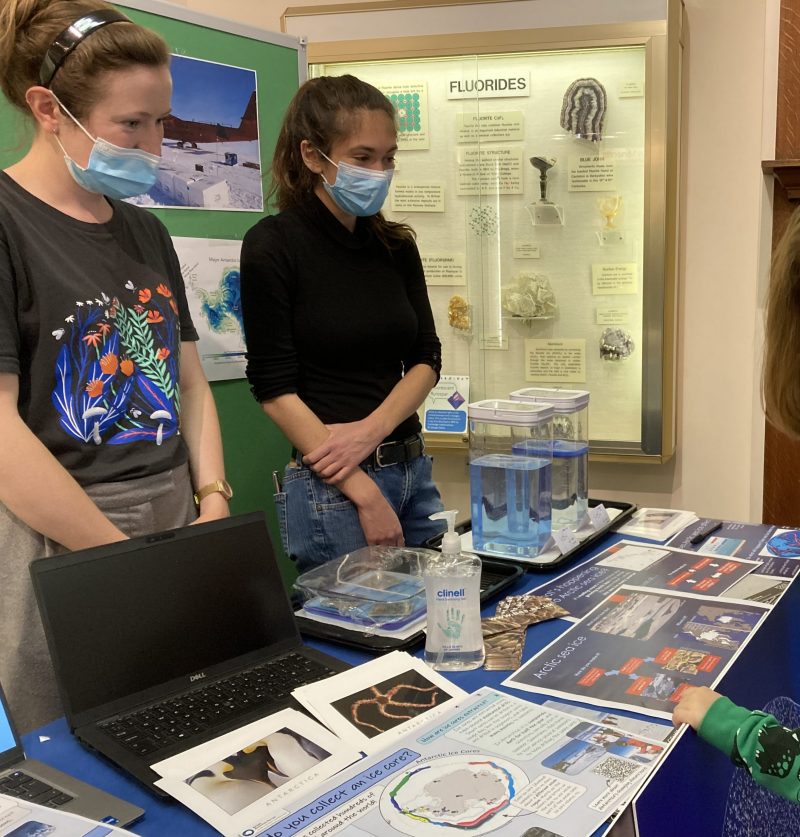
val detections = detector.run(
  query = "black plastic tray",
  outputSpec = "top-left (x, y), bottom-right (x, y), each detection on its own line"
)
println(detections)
top-left (295, 557), bottom-right (524, 652)
top-left (423, 498), bottom-right (637, 572)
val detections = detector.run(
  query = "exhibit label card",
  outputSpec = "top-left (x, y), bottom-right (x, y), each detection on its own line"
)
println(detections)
top-left (480, 334), bottom-right (509, 351)
top-left (619, 80), bottom-right (645, 97)
top-left (455, 110), bottom-right (524, 143)
top-left (596, 306), bottom-right (630, 324)
top-left (456, 146), bottom-right (523, 195)
top-left (529, 540), bottom-right (760, 622)
top-left (504, 585), bottom-right (771, 720)
top-left (423, 374), bottom-right (469, 433)
top-left (525, 338), bottom-right (586, 382)
top-left (259, 687), bottom-right (667, 837)
top-left (420, 253), bottom-right (465, 285)
top-left (378, 81), bottom-right (429, 149)
top-left (513, 241), bottom-right (541, 259)
top-left (592, 263), bottom-right (638, 295)
top-left (568, 154), bottom-right (617, 191)
top-left (390, 181), bottom-right (444, 213)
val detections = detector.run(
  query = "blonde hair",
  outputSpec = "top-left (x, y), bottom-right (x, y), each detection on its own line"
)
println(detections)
top-left (271, 75), bottom-right (415, 248)
top-left (0, 0), bottom-right (168, 121)
top-left (763, 205), bottom-right (800, 437)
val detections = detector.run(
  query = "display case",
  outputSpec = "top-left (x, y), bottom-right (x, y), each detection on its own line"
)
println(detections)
top-left (294, 2), bottom-right (681, 462)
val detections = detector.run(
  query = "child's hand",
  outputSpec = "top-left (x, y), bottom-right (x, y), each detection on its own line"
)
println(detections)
top-left (672, 686), bottom-right (722, 730)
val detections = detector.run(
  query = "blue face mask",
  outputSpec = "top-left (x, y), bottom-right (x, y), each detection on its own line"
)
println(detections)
top-left (52, 94), bottom-right (160, 200)
top-left (319, 151), bottom-right (393, 217)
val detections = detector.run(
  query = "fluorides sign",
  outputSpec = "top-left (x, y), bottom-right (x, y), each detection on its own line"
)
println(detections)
top-left (446, 72), bottom-right (530, 99)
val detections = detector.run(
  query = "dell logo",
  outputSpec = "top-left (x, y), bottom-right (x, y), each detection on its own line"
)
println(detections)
top-left (190, 672), bottom-right (206, 682)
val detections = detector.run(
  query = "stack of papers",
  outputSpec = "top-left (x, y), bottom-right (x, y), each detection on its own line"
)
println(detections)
top-left (616, 508), bottom-right (698, 542)
top-left (257, 687), bottom-right (671, 837)
top-left (149, 652), bottom-right (674, 837)
top-left (293, 651), bottom-right (467, 755)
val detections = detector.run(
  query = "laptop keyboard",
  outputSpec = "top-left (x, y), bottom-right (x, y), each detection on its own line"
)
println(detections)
top-left (99, 652), bottom-right (337, 758)
top-left (0, 770), bottom-right (73, 807)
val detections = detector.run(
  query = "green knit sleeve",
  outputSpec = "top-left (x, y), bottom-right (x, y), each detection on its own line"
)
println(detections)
top-left (699, 696), bottom-right (800, 803)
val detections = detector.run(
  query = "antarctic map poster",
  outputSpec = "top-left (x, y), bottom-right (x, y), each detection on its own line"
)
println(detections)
top-left (504, 586), bottom-right (770, 720)
top-left (127, 54), bottom-right (263, 211)
top-left (257, 688), bottom-right (667, 837)
top-left (173, 237), bottom-right (245, 381)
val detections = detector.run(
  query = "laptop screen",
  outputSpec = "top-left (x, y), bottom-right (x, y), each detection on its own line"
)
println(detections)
top-left (31, 513), bottom-right (299, 719)
top-left (0, 691), bottom-right (18, 757)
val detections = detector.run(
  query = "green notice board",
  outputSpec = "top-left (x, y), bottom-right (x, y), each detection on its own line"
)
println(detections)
top-left (0, 0), bottom-right (303, 584)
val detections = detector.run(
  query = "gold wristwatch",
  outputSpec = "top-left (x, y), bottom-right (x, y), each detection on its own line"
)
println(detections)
top-left (193, 479), bottom-right (233, 506)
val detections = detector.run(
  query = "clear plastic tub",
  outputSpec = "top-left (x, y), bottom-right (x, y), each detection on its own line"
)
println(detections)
top-left (510, 387), bottom-right (589, 530)
top-left (293, 546), bottom-right (438, 629)
top-left (468, 399), bottom-right (554, 558)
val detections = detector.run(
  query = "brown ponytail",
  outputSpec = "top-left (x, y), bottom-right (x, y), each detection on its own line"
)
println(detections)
top-left (0, 0), bottom-right (168, 121)
top-left (763, 205), bottom-right (800, 437)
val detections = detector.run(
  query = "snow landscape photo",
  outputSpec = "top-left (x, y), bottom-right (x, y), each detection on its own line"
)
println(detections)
top-left (127, 54), bottom-right (263, 211)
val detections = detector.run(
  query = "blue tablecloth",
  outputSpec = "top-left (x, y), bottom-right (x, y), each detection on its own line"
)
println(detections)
top-left (21, 531), bottom-right (800, 836)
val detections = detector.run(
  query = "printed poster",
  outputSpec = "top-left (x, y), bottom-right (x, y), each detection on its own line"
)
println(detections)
top-left (540, 700), bottom-right (675, 744)
top-left (292, 652), bottom-right (467, 754)
top-left (719, 573), bottom-right (792, 606)
top-left (668, 519), bottom-right (800, 560)
top-left (529, 541), bottom-right (760, 621)
top-left (172, 236), bottom-right (245, 381)
top-left (504, 585), bottom-right (770, 720)
top-left (258, 688), bottom-right (668, 837)
top-left (153, 709), bottom-right (359, 837)
top-left (753, 554), bottom-right (800, 579)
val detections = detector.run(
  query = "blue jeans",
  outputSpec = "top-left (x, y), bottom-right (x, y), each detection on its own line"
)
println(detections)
top-left (274, 454), bottom-right (445, 573)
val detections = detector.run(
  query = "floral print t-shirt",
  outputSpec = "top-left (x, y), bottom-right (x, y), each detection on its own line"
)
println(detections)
top-left (0, 172), bottom-right (198, 486)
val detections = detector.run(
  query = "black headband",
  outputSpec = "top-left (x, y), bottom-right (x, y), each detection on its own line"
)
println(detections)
top-left (39, 9), bottom-right (130, 88)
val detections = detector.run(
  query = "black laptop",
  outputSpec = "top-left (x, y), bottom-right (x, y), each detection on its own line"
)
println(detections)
top-left (29, 512), bottom-right (348, 795)
top-left (0, 679), bottom-right (144, 825)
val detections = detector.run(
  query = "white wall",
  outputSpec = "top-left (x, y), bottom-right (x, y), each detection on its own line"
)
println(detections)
top-left (172, 0), bottom-right (778, 522)
top-left (590, 0), bottom-right (776, 522)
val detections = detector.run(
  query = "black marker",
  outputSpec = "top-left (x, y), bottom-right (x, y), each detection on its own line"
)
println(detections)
top-left (690, 520), bottom-right (723, 545)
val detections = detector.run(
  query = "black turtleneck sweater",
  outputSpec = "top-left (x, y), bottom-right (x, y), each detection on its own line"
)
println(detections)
top-left (240, 195), bottom-right (441, 442)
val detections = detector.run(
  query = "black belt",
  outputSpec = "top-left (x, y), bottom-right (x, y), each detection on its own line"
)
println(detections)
top-left (366, 433), bottom-right (424, 469)
top-left (291, 432), bottom-right (424, 470)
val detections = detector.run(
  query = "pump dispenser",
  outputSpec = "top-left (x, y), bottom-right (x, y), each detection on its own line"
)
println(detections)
top-left (424, 511), bottom-right (485, 671)
top-left (437, 510), bottom-right (461, 556)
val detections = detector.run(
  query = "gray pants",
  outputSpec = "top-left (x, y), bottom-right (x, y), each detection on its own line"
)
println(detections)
top-left (0, 463), bottom-right (196, 733)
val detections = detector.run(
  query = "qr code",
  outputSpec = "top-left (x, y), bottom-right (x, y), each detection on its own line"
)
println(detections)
top-left (592, 756), bottom-right (640, 783)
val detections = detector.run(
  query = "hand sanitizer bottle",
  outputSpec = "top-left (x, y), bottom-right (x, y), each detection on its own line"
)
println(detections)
top-left (424, 511), bottom-right (485, 671)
